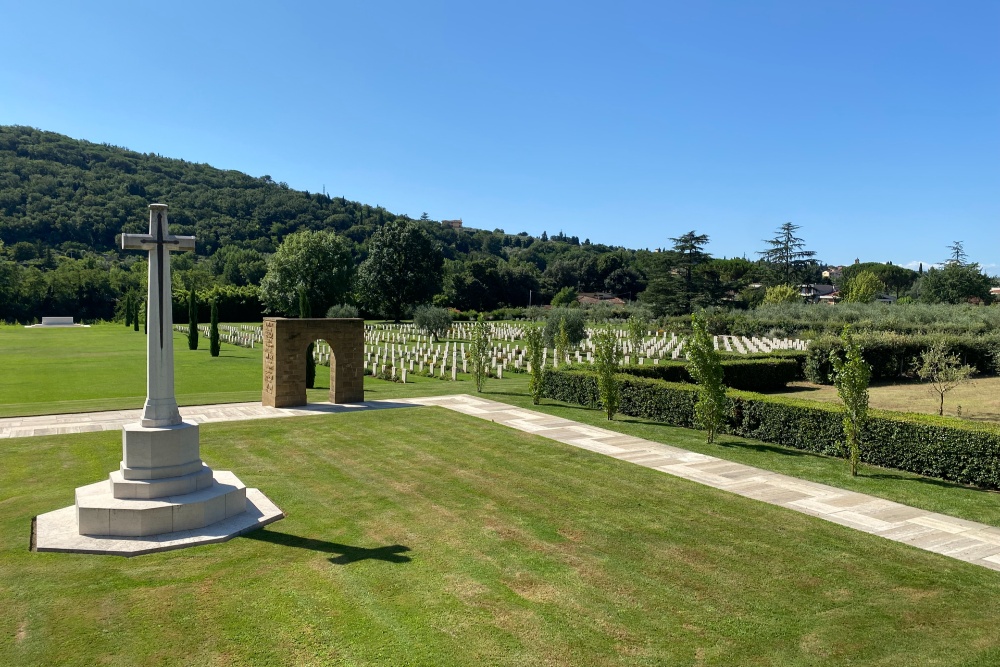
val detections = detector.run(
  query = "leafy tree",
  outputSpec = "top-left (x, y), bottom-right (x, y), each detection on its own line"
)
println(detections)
top-left (413, 305), bottom-right (453, 341)
top-left (841, 262), bottom-right (917, 298)
top-left (918, 263), bottom-right (992, 305)
top-left (469, 316), bottom-right (491, 392)
top-left (830, 326), bottom-right (870, 476)
top-left (187, 287), bottom-right (199, 350)
top-left (758, 222), bottom-right (816, 284)
top-left (543, 308), bottom-right (586, 348)
top-left (209, 299), bottom-right (220, 358)
top-left (840, 270), bottom-right (883, 304)
top-left (524, 325), bottom-right (546, 405)
top-left (626, 315), bottom-right (646, 356)
top-left (260, 229), bottom-right (353, 317)
top-left (593, 328), bottom-right (622, 420)
top-left (357, 219), bottom-right (443, 322)
top-left (914, 342), bottom-right (975, 416)
top-left (550, 286), bottom-right (578, 307)
top-left (299, 286), bottom-right (315, 389)
top-left (686, 313), bottom-right (726, 443)
top-left (762, 284), bottom-right (800, 305)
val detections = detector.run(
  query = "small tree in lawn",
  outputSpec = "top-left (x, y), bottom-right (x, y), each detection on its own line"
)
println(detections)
top-left (830, 325), bottom-right (871, 476)
top-left (593, 328), bottom-right (622, 420)
top-left (299, 286), bottom-right (315, 389)
top-left (122, 292), bottom-right (131, 327)
top-left (209, 299), bottom-right (220, 358)
top-left (524, 325), bottom-right (546, 405)
top-left (554, 320), bottom-right (571, 368)
top-left (470, 315), bottom-right (491, 393)
top-left (914, 342), bottom-right (975, 416)
top-left (413, 305), bottom-right (453, 342)
top-left (187, 287), bottom-right (199, 350)
top-left (131, 292), bottom-right (140, 331)
top-left (687, 312), bottom-right (726, 443)
top-left (626, 315), bottom-right (646, 359)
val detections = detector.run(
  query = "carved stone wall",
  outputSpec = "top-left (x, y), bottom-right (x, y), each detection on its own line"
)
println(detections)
top-left (261, 318), bottom-right (365, 408)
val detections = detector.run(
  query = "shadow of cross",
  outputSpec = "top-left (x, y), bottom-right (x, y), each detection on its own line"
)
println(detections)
top-left (246, 529), bottom-right (412, 565)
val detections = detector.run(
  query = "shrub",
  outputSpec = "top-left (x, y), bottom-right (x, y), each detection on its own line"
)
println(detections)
top-left (613, 357), bottom-right (798, 392)
top-left (762, 285), bottom-right (801, 305)
top-left (806, 332), bottom-right (1000, 384)
top-left (326, 303), bottom-right (360, 318)
top-left (542, 369), bottom-right (1000, 489)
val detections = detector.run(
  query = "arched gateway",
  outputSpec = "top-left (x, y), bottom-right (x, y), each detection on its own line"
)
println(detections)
top-left (262, 317), bottom-right (365, 408)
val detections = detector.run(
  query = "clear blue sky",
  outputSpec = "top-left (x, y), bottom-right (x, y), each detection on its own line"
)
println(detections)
top-left (2, 1), bottom-right (997, 270)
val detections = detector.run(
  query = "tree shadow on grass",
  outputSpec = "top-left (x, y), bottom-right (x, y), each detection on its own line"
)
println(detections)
top-left (246, 529), bottom-right (412, 565)
top-left (860, 472), bottom-right (997, 494)
top-left (716, 439), bottom-right (812, 457)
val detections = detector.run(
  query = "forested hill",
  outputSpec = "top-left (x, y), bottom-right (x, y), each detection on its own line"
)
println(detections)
top-left (0, 125), bottom-right (654, 321)
top-left (0, 125), bottom-right (411, 255)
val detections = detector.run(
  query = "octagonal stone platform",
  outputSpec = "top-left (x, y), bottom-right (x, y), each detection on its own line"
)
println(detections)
top-left (34, 487), bottom-right (284, 557)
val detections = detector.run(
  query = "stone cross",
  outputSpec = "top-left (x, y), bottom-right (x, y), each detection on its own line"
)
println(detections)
top-left (122, 204), bottom-right (195, 428)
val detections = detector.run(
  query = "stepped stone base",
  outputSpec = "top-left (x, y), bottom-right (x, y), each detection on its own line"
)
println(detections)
top-left (34, 488), bottom-right (284, 556)
top-left (76, 470), bottom-right (247, 536)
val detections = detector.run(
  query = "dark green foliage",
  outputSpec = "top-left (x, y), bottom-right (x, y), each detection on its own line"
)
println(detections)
top-left (357, 220), bottom-right (443, 321)
top-left (187, 287), bottom-right (198, 351)
top-left (543, 308), bottom-right (586, 347)
top-left (209, 300), bottom-right (220, 358)
top-left (261, 230), bottom-right (353, 317)
top-left (918, 262), bottom-right (993, 304)
top-left (542, 370), bottom-right (1000, 489)
top-left (806, 332), bottom-right (1000, 384)
top-left (614, 358), bottom-right (798, 392)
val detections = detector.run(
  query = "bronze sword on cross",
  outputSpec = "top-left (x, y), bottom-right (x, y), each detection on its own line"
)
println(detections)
top-left (121, 204), bottom-right (195, 427)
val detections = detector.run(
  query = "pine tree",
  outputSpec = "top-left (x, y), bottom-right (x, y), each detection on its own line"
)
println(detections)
top-left (209, 299), bottom-right (220, 357)
top-left (187, 287), bottom-right (199, 350)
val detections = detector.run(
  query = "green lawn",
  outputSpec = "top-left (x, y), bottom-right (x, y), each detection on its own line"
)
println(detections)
top-left (0, 324), bottom-right (262, 417)
top-left (3, 408), bottom-right (1000, 666)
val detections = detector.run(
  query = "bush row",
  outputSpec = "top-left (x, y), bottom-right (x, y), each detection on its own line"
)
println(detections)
top-left (805, 332), bottom-right (1000, 384)
top-left (541, 369), bottom-right (1000, 489)
top-left (611, 357), bottom-right (799, 392)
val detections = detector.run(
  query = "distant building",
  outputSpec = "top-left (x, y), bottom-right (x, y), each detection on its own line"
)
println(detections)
top-left (799, 284), bottom-right (838, 303)
top-left (822, 266), bottom-right (844, 281)
top-left (441, 219), bottom-right (463, 230)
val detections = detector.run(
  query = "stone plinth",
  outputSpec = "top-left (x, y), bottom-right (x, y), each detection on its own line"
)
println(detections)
top-left (262, 318), bottom-right (365, 408)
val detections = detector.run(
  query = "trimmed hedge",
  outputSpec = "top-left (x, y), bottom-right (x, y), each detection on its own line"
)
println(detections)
top-left (607, 357), bottom-right (799, 392)
top-left (542, 369), bottom-right (1000, 489)
top-left (806, 332), bottom-right (1000, 384)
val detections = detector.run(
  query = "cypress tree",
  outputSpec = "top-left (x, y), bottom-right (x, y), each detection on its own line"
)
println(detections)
top-left (132, 292), bottom-right (140, 331)
top-left (299, 287), bottom-right (315, 389)
top-left (209, 299), bottom-right (220, 357)
top-left (187, 287), bottom-right (199, 350)
top-left (123, 293), bottom-right (131, 327)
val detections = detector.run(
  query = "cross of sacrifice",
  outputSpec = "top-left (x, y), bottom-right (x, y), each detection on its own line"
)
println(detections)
top-left (121, 204), bottom-right (196, 427)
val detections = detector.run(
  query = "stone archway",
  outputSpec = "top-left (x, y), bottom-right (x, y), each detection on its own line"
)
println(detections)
top-left (262, 318), bottom-right (365, 408)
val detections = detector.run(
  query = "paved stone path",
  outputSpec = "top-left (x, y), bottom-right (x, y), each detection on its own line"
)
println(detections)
top-left (5, 395), bottom-right (1000, 571)
top-left (0, 401), bottom-right (414, 438)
